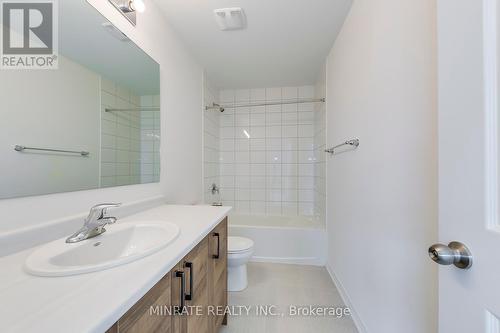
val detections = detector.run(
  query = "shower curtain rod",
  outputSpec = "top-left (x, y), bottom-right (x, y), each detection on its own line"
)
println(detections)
top-left (205, 98), bottom-right (326, 112)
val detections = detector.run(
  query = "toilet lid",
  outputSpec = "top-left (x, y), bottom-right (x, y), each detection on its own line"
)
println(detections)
top-left (228, 236), bottom-right (254, 253)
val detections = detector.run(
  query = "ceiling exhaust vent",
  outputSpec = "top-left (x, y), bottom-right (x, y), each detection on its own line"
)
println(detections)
top-left (214, 7), bottom-right (247, 31)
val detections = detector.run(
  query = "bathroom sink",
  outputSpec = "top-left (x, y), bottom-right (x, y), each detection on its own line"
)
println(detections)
top-left (24, 222), bottom-right (180, 277)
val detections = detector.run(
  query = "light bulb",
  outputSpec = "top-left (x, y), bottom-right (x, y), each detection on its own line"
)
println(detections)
top-left (130, 0), bottom-right (145, 13)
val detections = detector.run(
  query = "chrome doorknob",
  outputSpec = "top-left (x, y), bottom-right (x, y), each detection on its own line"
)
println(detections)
top-left (428, 241), bottom-right (473, 269)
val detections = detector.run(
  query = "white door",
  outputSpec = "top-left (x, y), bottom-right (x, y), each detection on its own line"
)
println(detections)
top-left (437, 0), bottom-right (500, 331)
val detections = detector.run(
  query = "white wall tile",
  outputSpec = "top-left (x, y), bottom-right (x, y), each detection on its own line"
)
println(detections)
top-left (266, 151), bottom-right (282, 163)
top-left (282, 112), bottom-right (298, 124)
top-left (265, 105), bottom-right (281, 113)
top-left (250, 126), bottom-right (266, 138)
top-left (211, 85), bottom-right (323, 219)
top-left (250, 201), bottom-right (266, 215)
top-left (220, 139), bottom-right (235, 151)
top-left (220, 163), bottom-right (234, 176)
top-left (267, 164), bottom-right (282, 177)
top-left (220, 175), bottom-right (235, 188)
top-left (282, 151), bottom-right (298, 164)
top-left (235, 151), bottom-right (250, 164)
top-left (235, 89), bottom-right (250, 102)
top-left (250, 88), bottom-right (266, 101)
top-left (220, 127), bottom-right (235, 139)
top-left (235, 175), bottom-right (250, 188)
top-left (250, 176), bottom-right (266, 189)
top-left (282, 163), bottom-right (298, 176)
top-left (250, 188), bottom-right (266, 200)
top-left (265, 87), bottom-right (282, 101)
top-left (250, 113), bottom-right (266, 126)
top-left (235, 114), bottom-right (250, 127)
top-left (250, 151), bottom-right (266, 163)
top-left (220, 114), bottom-right (234, 127)
top-left (298, 138), bottom-right (314, 151)
top-left (267, 189), bottom-right (282, 202)
top-left (266, 113), bottom-right (281, 125)
top-left (282, 87), bottom-right (298, 100)
top-left (235, 189), bottom-right (251, 201)
top-left (267, 176), bottom-right (282, 189)
top-left (298, 124), bottom-right (314, 137)
top-left (266, 126), bottom-right (282, 138)
top-left (283, 125), bottom-right (298, 138)
top-left (282, 177), bottom-right (298, 189)
top-left (298, 177), bottom-right (314, 189)
top-left (250, 138), bottom-right (266, 151)
top-left (298, 112), bottom-right (314, 124)
top-left (266, 138), bottom-right (282, 150)
top-left (282, 189), bottom-right (298, 202)
top-left (220, 151), bottom-right (235, 163)
top-left (235, 139), bottom-right (250, 151)
top-left (250, 164), bottom-right (266, 176)
top-left (234, 201), bottom-right (250, 215)
top-left (235, 127), bottom-right (250, 139)
top-left (282, 138), bottom-right (298, 151)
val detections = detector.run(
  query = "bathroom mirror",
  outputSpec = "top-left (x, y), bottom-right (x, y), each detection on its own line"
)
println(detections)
top-left (0, 1), bottom-right (160, 199)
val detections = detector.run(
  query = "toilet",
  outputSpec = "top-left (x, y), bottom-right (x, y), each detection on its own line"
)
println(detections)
top-left (227, 236), bottom-right (254, 292)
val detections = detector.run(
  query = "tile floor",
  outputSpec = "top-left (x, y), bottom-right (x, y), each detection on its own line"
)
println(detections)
top-left (220, 263), bottom-right (358, 333)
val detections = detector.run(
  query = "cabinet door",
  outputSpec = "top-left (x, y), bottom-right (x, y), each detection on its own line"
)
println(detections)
top-left (116, 273), bottom-right (172, 333)
top-left (184, 237), bottom-right (209, 333)
top-left (208, 218), bottom-right (228, 333)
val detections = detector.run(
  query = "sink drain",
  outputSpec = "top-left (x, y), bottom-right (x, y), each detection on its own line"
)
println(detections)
top-left (93, 242), bottom-right (102, 247)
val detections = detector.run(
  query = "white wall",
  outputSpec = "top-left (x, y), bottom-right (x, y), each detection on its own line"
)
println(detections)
top-left (0, 0), bottom-right (203, 234)
top-left (325, 0), bottom-right (438, 332)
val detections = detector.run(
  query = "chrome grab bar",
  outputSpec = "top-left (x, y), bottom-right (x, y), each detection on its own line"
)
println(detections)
top-left (325, 139), bottom-right (360, 154)
top-left (14, 145), bottom-right (90, 156)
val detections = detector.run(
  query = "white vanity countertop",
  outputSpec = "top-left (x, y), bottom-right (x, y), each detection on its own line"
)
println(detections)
top-left (0, 204), bottom-right (231, 333)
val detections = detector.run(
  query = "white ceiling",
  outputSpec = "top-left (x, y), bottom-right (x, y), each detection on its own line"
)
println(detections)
top-left (154, 0), bottom-right (352, 89)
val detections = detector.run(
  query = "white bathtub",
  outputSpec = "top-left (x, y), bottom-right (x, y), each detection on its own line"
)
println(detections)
top-left (228, 215), bottom-right (326, 266)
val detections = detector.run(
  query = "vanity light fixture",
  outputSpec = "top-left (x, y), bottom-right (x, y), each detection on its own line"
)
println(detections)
top-left (108, 0), bottom-right (145, 26)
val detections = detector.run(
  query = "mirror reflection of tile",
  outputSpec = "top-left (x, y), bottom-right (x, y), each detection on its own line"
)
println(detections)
top-left (100, 78), bottom-right (160, 188)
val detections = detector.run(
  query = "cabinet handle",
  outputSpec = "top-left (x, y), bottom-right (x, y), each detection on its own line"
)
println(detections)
top-left (184, 262), bottom-right (193, 301)
top-left (175, 270), bottom-right (185, 315)
top-left (213, 232), bottom-right (220, 259)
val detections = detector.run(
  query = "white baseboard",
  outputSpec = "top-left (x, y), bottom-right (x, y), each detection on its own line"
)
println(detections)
top-left (250, 256), bottom-right (325, 266)
top-left (326, 264), bottom-right (368, 333)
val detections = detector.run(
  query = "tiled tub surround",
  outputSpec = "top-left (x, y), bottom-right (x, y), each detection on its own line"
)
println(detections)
top-left (203, 77), bottom-right (221, 203)
top-left (313, 70), bottom-right (327, 225)
top-left (217, 86), bottom-right (325, 219)
top-left (100, 77), bottom-right (160, 187)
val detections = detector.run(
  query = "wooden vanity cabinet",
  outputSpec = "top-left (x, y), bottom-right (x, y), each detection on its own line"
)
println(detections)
top-left (106, 217), bottom-right (227, 333)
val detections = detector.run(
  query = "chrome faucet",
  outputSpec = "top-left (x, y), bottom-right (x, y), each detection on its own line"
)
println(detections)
top-left (66, 203), bottom-right (122, 243)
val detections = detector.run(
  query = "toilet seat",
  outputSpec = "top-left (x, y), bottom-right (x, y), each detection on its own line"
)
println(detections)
top-left (228, 236), bottom-right (254, 254)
